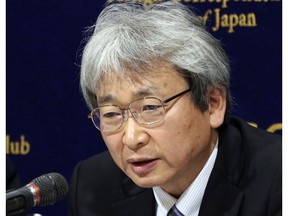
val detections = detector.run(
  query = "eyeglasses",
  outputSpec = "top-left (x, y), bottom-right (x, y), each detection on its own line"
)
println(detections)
top-left (89, 88), bottom-right (191, 133)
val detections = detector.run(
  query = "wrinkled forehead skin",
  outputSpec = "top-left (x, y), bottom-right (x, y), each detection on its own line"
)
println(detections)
top-left (95, 62), bottom-right (182, 98)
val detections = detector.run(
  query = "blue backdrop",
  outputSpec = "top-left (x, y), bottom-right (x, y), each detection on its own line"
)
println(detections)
top-left (6, 0), bottom-right (282, 215)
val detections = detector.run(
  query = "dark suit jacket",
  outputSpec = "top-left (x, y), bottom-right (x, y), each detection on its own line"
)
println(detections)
top-left (68, 117), bottom-right (282, 216)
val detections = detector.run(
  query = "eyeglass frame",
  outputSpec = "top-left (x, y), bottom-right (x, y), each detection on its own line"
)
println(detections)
top-left (88, 88), bottom-right (191, 132)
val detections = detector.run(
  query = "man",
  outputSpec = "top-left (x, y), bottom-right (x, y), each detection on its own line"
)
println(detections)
top-left (68, 1), bottom-right (281, 215)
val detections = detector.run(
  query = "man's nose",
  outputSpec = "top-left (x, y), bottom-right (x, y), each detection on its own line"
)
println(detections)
top-left (122, 116), bottom-right (149, 150)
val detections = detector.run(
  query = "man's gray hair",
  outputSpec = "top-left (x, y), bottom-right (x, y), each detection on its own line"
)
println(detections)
top-left (80, 1), bottom-right (231, 115)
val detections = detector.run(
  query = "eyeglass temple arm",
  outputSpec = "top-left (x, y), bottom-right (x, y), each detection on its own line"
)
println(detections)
top-left (163, 88), bottom-right (191, 104)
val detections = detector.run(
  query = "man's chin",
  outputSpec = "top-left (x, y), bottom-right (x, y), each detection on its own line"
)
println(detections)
top-left (129, 174), bottom-right (163, 189)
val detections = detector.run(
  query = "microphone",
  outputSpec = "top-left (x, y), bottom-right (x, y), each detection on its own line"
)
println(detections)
top-left (6, 172), bottom-right (69, 216)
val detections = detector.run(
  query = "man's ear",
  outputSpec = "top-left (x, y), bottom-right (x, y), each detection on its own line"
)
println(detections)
top-left (208, 87), bottom-right (227, 129)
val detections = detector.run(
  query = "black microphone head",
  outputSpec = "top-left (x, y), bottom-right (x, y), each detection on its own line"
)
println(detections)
top-left (31, 172), bottom-right (68, 206)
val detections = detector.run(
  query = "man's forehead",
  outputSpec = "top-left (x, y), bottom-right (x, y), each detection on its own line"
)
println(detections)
top-left (96, 73), bottom-right (160, 102)
top-left (96, 61), bottom-right (176, 85)
top-left (95, 64), bottom-right (183, 103)
top-left (97, 72), bottom-right (153, 89)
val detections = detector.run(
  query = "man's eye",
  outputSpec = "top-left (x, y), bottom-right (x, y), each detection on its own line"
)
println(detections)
top-left (103, 112), bottom-right (121, 118)
top-left (142, 105), bottom-right (161, 111)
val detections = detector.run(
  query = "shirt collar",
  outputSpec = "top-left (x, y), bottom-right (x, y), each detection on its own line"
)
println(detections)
top-left (153, 140), bottom-right (218, 216)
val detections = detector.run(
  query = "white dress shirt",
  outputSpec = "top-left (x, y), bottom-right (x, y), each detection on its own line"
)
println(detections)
top-left (153, 141), bottom-right (218, 216)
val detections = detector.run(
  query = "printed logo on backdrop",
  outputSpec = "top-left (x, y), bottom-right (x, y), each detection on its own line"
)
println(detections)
top-left (6, 135), bottom-right (31, 155)
top-left (106, 0), bottom-right (281, 33)
top-left (248, 122), bottom-right (282, 134)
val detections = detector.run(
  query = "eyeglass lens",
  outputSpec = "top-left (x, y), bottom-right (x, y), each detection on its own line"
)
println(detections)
top-left (91, 98), bottom-right (165, 132)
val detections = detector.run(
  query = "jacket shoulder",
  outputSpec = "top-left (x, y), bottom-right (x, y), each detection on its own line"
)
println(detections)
top-left (68, 151), bottom-right (127, 215)
top-left (213, 117), bottom-right (282, 215)
top-left (224, 117), bottom-right (281, 150)
top-left (68, 151), bottom-right (154, 216)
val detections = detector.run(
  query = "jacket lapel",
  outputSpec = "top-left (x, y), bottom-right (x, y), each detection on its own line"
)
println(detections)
top-left (199, 169), bottom-right (243, 216)
top-left (108, 176), bottom-right (155, 216)
top-left (199, 119), bottom-right (245, 216)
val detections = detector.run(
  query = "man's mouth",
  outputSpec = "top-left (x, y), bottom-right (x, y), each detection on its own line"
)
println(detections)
top-left (129, 158), bottom-right (158, 176)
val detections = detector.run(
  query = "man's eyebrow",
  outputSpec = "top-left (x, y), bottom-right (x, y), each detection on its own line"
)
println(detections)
top-left (97, 87), bottom-right (159, 105)
top-left (97, 94), bottom-right (115, 105)
top-left (132, 87), bottom-right (158, 98)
